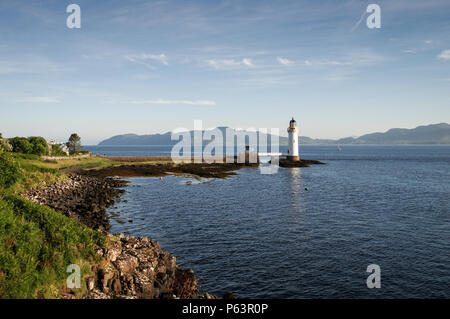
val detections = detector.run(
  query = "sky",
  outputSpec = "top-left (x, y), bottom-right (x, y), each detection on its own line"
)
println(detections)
top-left (0, 0), bottom-right (449, 145)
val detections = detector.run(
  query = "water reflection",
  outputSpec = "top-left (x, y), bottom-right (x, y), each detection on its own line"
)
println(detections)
top-left (287, 168), bottom-right (304, 212)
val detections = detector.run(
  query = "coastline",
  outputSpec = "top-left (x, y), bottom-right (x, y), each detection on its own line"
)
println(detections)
top-left (21, 161), bottom-right (256, 299)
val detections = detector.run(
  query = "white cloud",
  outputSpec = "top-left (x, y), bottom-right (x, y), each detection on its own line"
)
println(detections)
top-left (16, 97), bottom-right (59, 103)
top-left (304, 59), bottom-right (352, 66)
top-left (437, 50), bottom-right (450, 60)
top-left (141, 53), bottom-right (168, 65)
top-left (125, 53), bottom-right (168, 69)
top-left (207, 58), bottom-right (254, 69)
top-left (303, 50), bottom-right (384, 67)
top-left (242, 58), bottom-right (254, 67)
top-left (277, 57), bottom-right (294, 66)
top-left (128, 98), bottom-right (216, 106)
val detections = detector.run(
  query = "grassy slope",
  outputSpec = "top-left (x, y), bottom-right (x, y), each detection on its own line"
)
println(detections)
top-left (0, 153), bottom-right (108, 299)
top-left (0, 153), bottom-right (175, 298)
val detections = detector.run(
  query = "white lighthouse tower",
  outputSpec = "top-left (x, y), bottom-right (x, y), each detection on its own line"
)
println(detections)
top-left (287, 117), bottom-right (300, 161)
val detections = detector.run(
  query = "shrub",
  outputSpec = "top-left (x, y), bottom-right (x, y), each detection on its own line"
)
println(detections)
top-left (28, 137), bottom-right (49, 156)
top-left (9, 137), bottom-right (33, 154)
top-left (0, 140), bottom-right (8, 152)
top-left (0, 151), bottom-right (20, 190)
top-left (51, 144), bottom-right (67, 156)
top-left (8, 136), bottom-right (50, 156)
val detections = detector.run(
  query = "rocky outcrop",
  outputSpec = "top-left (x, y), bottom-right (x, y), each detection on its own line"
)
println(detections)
top-left (23, 172), bottom-right (217, 299)
top-left (24, 174), bottom-right (127, 231)
top-left (82, 234), bottom-right (216, 299)
top-left (84, 161), bottom-right (258, 179)
top-left (276, 159), bottom-right (326, 168)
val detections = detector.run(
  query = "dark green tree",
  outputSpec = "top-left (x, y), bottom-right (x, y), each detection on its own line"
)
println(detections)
top-left (27, 136), bottom-right (49, 156)
top-left (67, 133), bottom-right (82, 155)
top-left (9, 137), bottom-right (33, 154)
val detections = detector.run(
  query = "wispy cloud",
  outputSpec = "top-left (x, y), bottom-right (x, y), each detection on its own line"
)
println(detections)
top-left (0, 59), bottom-right (70, 75)
top-left (128, 98), bottom-right (216, 106)
top-left (303, 49), bottom-right (385, 67)
top-left (277, 57), bottom-right (294, 66)
top-left (16, 97), bottom-right (59, 103)
top-left (207, 58), bottom-right (254, 69)
top-left (437, 50), bottom-right (450, 60)
top-left (125, 53), bottom-right (169, 69)
top-left (303, 59), bottom-right (353, 66)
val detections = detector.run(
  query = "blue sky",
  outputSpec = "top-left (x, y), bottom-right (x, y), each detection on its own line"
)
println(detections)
top-left (0, 0), bottom-right (449, 145)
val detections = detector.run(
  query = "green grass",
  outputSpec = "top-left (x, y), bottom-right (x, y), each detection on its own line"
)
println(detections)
top-left (0, 150), bottom-right (106, 299)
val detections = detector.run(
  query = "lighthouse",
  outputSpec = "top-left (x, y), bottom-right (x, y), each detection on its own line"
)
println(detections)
top-left (287, 117), bottom-right (300, 161)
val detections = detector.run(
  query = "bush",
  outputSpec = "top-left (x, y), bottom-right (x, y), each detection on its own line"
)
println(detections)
top-left (0, 151), bottom-right (20, 190)
top-left (8, 136), bottom-right (50, 156)
top-left (9, 137), bottom-right (33, 154)
top-left (51, 144), bottom-right (67, 156)
top-left (28, 137), bottom-right (49, 156)
top-left (0, 141), bottom-right (8, 152)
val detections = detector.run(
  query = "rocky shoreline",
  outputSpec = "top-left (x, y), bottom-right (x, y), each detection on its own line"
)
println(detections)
top-left (277, 159), bottom-right (326, 168)
top-left (83, 161), bottom-right (259, 179)
top-left (84, 233), bottom-right (216, 299)
top-left (24, 173), bottom-right (127, 231)
top-left (23, 171), bottom-right (221, 299)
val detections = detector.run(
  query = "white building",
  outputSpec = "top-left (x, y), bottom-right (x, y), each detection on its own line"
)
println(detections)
top-left (49, 140), bottom-right (70, 155)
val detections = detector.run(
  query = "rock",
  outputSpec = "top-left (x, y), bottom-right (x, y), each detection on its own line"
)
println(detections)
top-left (106, 241), bottom-right (122, 262)
top-left (112, 278), bottom-right (122, 293)
top-left (22, 172), bottom-right (217, 300)
top-left (115, 256), bottom-right (138, 274)
top-left (86, 277), bottom-right (96, 291)
top-left (23, 173), bottom-right (128, 230)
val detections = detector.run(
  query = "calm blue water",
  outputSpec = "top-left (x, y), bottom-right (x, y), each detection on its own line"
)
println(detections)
top-left (87, 145), bottom-right (450, 298)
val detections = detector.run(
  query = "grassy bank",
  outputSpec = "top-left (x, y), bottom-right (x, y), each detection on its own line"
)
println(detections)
top-left (0, 152), bottom-right (244, 298)
top-left (0, 151), bottom-right (107, 298)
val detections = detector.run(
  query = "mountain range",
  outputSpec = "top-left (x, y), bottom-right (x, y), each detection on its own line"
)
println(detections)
top-left (98, 123), bottom-right (450, 146)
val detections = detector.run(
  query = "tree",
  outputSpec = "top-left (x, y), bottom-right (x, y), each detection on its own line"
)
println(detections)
top-left (28, 136), bottom-right (49, 156)
top-left (67, 133), bottom-right (82, 155)
top-left (51, 144), bottom-right (67, 156)
top-left (9, 137), bottom-right (33, 154)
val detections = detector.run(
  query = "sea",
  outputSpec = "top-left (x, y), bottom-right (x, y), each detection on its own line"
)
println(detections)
top-left (84, 145), bottom-right (450, 298)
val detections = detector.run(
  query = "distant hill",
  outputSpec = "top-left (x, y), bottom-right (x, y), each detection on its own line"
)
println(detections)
top-left (98, 123), bottom-right (450, 146)
top-left (334, 123), bottom-right (450, 145)
top-left (99, 127), bottom-right (290, 146)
